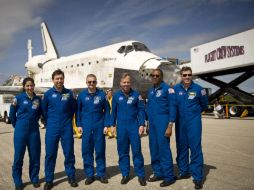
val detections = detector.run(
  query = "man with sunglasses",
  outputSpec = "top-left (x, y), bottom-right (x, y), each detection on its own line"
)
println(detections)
top-left (146, 69), bottom-right (176, 187)
top-left (76, 74), bottom-right (110, 185)
top-left (167, 66), bottom-right (208, 189)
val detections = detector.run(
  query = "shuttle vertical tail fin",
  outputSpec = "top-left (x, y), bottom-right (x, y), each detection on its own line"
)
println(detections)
top-left (27, 39), bottom-right (32, 61)
top-left (41, 22), bottom-right (59, 59)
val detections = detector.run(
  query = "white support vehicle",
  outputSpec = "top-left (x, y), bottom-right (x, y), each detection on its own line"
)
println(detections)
top-left (0, 94), bottom-right (14, 124)
top-left (182, 28), bottom-right (254, 117)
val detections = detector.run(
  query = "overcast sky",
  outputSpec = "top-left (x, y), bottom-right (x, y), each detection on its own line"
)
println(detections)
top-left (0, 0), bottom-right (253, 91)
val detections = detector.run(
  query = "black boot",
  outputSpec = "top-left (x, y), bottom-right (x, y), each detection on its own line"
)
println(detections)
top-left (68, 178), bottom-right (78, 187)
top-left (138, 177), bottom-right (146, 186)
top-left (44, 182), bottom-right (53, 190)
top-left (121, 176), bottom-right (130, 184)
top-left (193, 180), bottom-right (203, 189)
top-left (85, 177), bottom-right (95, 185)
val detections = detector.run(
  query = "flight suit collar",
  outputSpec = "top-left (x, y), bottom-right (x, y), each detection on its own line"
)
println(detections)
top-left (180, 81), bottom-right (194, 91)
top-left (22, 91), bottom-right (36, 100)
top-left (153, 81), bottom-right (165, 91)
top-left (120, 88), bottom-right (134, 96)
top-left (52, 86), bottom-right (67, 94)
top-left (84, 88), bottom-right (100, 96)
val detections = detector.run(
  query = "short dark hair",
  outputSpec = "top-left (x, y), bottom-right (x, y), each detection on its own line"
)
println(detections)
top-left (22, 77), bottom-right (34, 91)
top-left (180, 66), bottom-right (192, 75)
top-left (52, 69), bottom-right (65, 79)
top-left (152, 68), bottom-right (163, 78)
top-left (86, 74), bottom-right (97, 80)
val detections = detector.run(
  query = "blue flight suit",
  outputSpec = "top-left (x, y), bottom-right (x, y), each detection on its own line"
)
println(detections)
top-left (169, 82), bottom-right (208, 181)
top-left (9, 92), bottom-right (42, 187)
top-left (42, 86), bottom-right (76, 182)
top-left (76, 88), bottom-right (110, 178)
top-left (110, 89), bottom-right (145, 177)
top-left (146, 81), bottom-right (175, 182)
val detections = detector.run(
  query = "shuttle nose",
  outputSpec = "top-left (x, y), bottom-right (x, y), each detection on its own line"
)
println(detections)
top-left (139, 58), bottom-right (181, 85)
top-left (139, 58), bottom-right (162, 80)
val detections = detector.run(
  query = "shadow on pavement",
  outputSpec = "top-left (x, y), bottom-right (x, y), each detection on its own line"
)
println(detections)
top-left (23, 163), bottom-right (216, 187)
top-left (203, 164), bottom-right (216, 183)
top-left (0, 131), bottom-right (13, 135)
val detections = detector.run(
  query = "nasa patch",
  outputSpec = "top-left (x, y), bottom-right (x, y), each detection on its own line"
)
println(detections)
top-left (201, 89), bottom-right (206, 96)
top-left (23, 100), bottom-right (28, 104)
top-left (52, 94), bottom-right (57, 98)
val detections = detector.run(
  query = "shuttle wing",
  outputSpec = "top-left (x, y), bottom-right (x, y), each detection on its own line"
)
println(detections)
top-left (0, 86), bottom-right (49, 95)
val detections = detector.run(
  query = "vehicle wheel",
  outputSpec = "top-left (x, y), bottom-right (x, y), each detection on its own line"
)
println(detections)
top-left (4, 114), bottom-right (11, 124)
top-left (229, 106), bottom-right (242, 117)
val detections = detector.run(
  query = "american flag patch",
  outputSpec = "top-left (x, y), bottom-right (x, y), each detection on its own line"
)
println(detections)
top-left (201, 89), bottom-right (206, 96)
top-left (168, 88), bottom-right (175, 94)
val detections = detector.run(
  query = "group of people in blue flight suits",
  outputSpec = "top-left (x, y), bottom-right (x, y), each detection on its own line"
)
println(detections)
top-left (9, 66), bottom-right (208, 190)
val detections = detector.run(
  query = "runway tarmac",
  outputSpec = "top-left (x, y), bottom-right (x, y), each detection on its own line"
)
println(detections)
top-left (0, 116), bottom-right (253, 190)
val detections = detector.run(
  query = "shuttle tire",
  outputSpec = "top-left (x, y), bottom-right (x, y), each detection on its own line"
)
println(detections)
top-left (4, 112), bottom-right (11, 124)
top-left (228, 106), bottom-right (242, 117)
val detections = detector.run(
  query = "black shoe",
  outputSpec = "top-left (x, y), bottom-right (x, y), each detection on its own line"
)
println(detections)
top-left (147, 175), bottom-right (164, 182)
top-left (85, 177), bottom-right (95, 185)
top-left (96, 176), bottom-right (108, 184)
top-left (44, 182), bottom-right (53, 190)
top-left (68, 178), bottom-right (78, 187)
top-left (33, 183), bottom-right (40, 188)
top-left (160, 180), bottom-right (175, 187)
top-left (193, 180), bottom-right (203, 189)
top-left (15, 186), bottom-right (23, 190)
top-left (175, 173), bottom-right (191, 180)
top-left (121, 176), bottom-right (130, 184)
top-left (138, 177), bottom-right (146, 186)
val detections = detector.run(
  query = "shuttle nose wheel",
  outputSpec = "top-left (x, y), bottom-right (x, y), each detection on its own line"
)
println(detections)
top-left (229, 106), bottom-right (242, 117)
top-left (4, 113), bottom-right (11, 124)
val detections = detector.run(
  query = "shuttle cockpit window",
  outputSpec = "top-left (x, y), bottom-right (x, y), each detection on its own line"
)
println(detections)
top-left (133, 42), bottom-right (150, 52)
top-left (125, 45), bottom-right (134, 53)
top-left (118, 46), bottom-right (126, 53)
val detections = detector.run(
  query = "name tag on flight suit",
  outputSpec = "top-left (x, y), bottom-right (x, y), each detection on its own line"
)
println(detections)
top-left (188, 92), bottom-right (196, 99)
top-left (32, 99), bottom-right (40, 109)
top-left (94, 96), bottom-right (101, 104)
top-left (127, 96), bottom-right (134, 104)
top-left (61, 93), bottom-right (70, 101)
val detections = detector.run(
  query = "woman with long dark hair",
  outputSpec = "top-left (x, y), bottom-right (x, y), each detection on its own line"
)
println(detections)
top-left (9, 77), bottom-right (42, 190)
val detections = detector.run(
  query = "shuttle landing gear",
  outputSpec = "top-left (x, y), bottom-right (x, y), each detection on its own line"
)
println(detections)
top-left (4, 112), bottom-right (11, 124)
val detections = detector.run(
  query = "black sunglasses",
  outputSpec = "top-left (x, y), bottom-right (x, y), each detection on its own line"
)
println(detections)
top-left (87, 81), bottom-right (97, 84)
top-left (150, 74), bottom-right (160, 78)
top-left (182, 74), bottom-right (192, 77)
